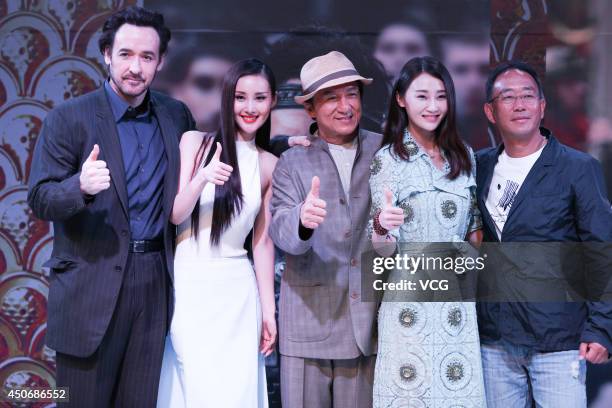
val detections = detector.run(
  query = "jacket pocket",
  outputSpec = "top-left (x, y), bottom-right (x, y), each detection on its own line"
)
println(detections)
top-left (284, 252), bottom-right (321, 286)
top-left (43, 256), bottom-right (76, 272)
top-left (285, 284), bottom-right (332, 342)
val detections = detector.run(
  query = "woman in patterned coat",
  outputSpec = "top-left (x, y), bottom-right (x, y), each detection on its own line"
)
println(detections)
top-left (369, 56), bottom-right (486, 407)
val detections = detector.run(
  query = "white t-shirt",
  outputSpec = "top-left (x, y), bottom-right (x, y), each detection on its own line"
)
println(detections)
top-left (485, 145), bottom-right (545, 239)
top-left (327, 138), bottom-right (357, 198)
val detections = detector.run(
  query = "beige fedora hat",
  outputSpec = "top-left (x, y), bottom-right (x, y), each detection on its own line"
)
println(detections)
top-left (295, 51), bottom-right (373, 104)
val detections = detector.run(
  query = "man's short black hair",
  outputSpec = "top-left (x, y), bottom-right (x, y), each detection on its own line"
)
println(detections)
top-left (485, 60), bottom-right (544, 102)
top-left (98, 6), bottom-right (171, 56)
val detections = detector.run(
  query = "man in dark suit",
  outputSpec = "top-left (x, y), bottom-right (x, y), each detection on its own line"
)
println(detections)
top-left (28, 6), bottom-right (194, 407)
top-left (476, 61), bottom-right (612, 408)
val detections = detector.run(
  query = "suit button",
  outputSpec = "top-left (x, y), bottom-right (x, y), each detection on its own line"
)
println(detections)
top-left (339, 198), bottom-right (346, 205)
top-left (115, 265), bottom-right (122, 272)
top-left (344, 230), bottom-right (351, 238)
top-left (350, 292), bottom-right (359, 299)
top-left (350, 258), bottom-right (357, 267)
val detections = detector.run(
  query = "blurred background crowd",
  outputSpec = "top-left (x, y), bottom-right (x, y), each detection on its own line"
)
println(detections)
top-left (152, 0), bottom-right (492, 150)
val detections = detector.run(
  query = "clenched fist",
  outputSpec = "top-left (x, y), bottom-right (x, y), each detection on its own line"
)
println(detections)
top-left (580, 342), bottom-right (610, 364)
top-left (197, 142), bottom-right (233, 185)
top-left (300, 176), bottom-right (327, 229)
top-left (80, 144), bottom-right (110, 195)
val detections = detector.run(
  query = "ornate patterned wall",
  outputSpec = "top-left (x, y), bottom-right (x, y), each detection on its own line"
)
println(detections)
top-left (0, 1), bottom-right (136, 406)
top-left (490, 0), bottom-right (550, 73)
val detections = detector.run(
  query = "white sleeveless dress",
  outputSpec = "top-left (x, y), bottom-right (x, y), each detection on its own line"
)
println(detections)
top-left (157, 139), bottom-right (268, 408)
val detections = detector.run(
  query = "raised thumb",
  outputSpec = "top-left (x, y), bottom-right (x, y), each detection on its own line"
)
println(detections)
top-left (579, 342), bottom-right (588, 360)
top-left (213, 142), bottom-right (222, 160)
top-left (310, 176), bottom-right (320, 198)
top-left (384, 187), bottom-right (393, 207)
top-left (87, 144), bottom-right (100, 162)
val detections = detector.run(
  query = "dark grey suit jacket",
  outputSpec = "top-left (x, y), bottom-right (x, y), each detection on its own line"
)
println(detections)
top-left (270, 128), bottom-right (382, 359)
top-left (28, 86), bottom-right (194, 357)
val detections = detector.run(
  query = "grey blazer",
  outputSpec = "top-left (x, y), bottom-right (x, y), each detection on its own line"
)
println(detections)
top-left (270, 128), bottom-right (382, 359)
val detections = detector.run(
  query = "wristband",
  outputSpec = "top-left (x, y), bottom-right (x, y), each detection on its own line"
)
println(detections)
top-left (373, 209), bottom-right (389, 236)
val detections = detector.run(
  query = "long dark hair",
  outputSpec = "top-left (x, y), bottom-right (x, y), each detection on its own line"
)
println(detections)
top-left (382, 56), bottom-right (471, 179)
top-left (190, 58), bottom-right (276, 245)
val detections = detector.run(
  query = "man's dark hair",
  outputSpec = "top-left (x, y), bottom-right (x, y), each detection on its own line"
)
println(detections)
top-left (98, 6), bottom-right (171, 56)
top-left (485, 60), bottom-right (544, 102)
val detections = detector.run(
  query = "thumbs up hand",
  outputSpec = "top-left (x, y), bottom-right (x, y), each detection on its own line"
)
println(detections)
top-left (377, 187), bottom-right (404, 231)
top-left (300, 176), bottom-right (327, 229)
top-left (198, 142), bottom-right (233, 185)
top-left (80, 144), bottom-right (111, 195)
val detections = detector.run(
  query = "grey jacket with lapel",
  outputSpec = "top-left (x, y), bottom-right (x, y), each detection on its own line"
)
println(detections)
top-left (270, 128), bottom-right (382, 359)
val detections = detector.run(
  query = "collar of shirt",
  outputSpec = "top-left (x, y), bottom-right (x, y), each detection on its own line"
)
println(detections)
top-left (104, 80), bottom-right (152, 123)
top-left (402, 128), bottom-right (450, 170)
top-left (402, 128), bottom-right (427, 162)
top-left (311, 128), bottom-right (362, 152)
top-left (314, 130), bottom-right (358, 151)
top-left (495, 126), bottom-right (556, 166)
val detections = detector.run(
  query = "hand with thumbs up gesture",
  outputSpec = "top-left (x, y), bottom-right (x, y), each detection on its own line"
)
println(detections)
top-left (377, 187), bottom-right (404, 232)
top-left (197, 142), bottom-right (233, 186)
top-left (300, 176), bottom-right (327, 229)
top-left (80, 144), bottom-right (111, 195)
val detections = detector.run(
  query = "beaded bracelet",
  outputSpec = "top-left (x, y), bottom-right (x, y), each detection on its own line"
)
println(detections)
top-left (373, 209), bottom-right (389, 236)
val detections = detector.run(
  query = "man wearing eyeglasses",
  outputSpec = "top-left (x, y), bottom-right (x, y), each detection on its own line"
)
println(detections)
top-left (475, 61), bottom-right (612, 407)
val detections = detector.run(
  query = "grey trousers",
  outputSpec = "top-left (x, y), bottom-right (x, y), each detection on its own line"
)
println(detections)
top-left (56, 251), bottom-right (168, 408)
top-left (281, 354), bottom-right (376, 408)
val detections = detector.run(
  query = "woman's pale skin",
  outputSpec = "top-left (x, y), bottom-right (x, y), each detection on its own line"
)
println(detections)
top-left (373, 73), bottom-right (482, 253)
top-left (171, 74), bottom-right (278, 356)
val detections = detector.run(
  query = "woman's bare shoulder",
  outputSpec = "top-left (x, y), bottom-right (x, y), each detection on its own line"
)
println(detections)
top-left (257, 149), bottom-right (278, 184)
top-left (180, 130), bottom-right (215, 151)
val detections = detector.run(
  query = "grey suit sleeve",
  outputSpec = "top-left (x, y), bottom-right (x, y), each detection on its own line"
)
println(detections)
top-left (267, 136), bottom-right (291, 157)
top-left (27, 109), bottom-right (87, 221)
top-left (269, 154), bottom-right (313, 255)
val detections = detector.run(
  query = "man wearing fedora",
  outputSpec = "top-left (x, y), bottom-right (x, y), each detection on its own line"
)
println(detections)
top-left (269, 51), bottom-right (381, 407)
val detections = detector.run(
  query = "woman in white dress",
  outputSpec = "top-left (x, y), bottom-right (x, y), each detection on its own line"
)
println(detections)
top-left (157, 59), bottom-right (278, 407)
